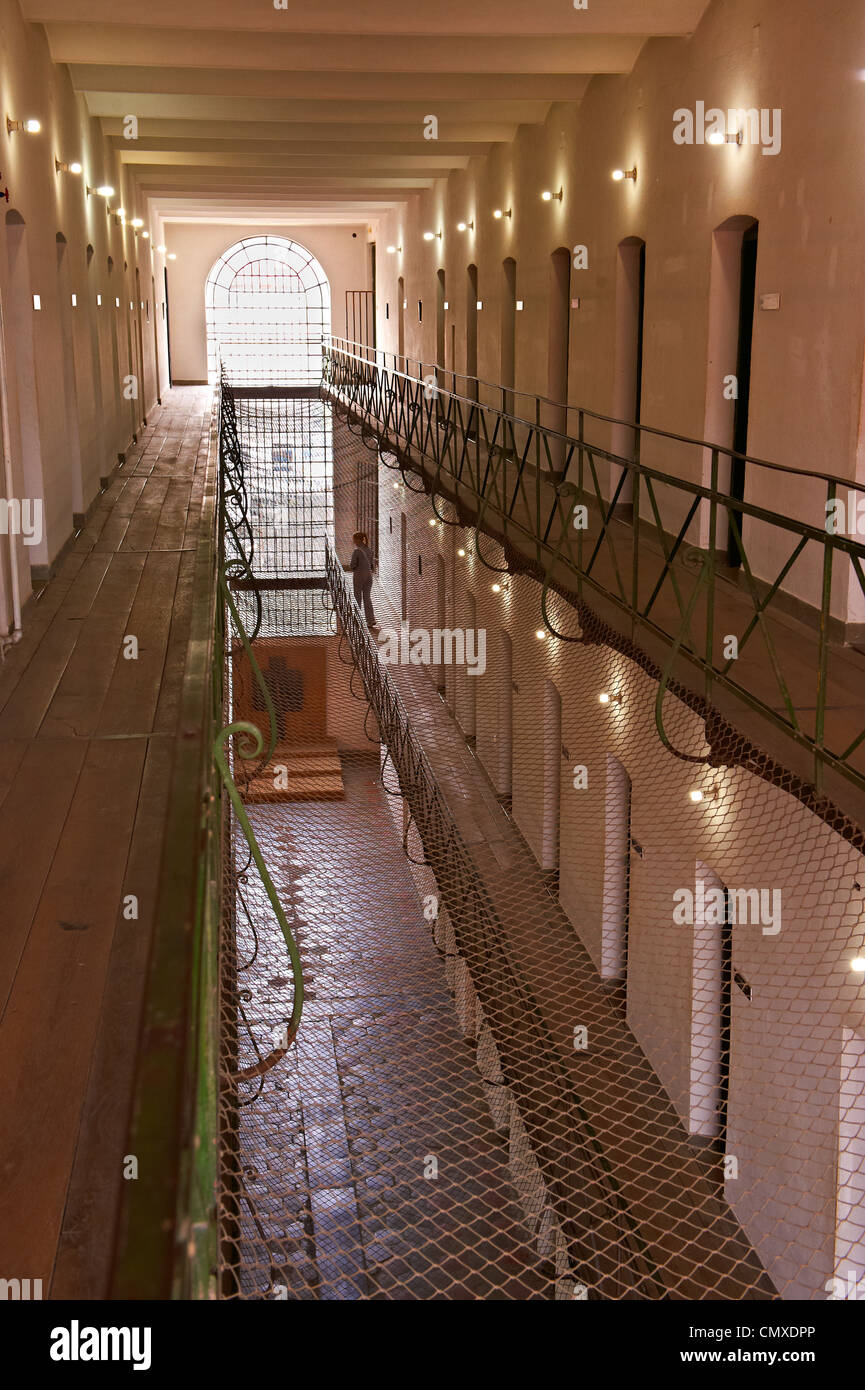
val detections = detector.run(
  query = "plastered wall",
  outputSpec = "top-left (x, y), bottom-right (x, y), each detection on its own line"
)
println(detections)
top-left (164, 222), bottom-right (371, 383)
top-left (0, 0), bottom-right (168, 627)
top-left (374, 0), bottom-right (865, 620)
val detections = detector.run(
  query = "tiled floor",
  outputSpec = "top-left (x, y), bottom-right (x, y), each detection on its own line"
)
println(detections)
top-left (0, 387), bottom-right (213, 1296)
top-left (222, 759), bottom-right (551, 1299)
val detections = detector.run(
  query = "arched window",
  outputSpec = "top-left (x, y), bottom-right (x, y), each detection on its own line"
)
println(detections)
top-left (205, 236), bottom-right (331, 386)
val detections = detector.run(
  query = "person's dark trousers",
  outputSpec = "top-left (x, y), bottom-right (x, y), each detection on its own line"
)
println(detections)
top-left (353, 573), bottom-right (376, 626)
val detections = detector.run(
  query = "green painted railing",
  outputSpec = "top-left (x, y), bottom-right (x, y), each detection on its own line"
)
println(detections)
top-left (324, 340), bottom-right (865, 827)
top-left (110, 377), bottom-right (303, 1299)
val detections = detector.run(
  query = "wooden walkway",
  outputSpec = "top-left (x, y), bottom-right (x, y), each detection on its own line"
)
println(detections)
top-left (0, 387), bottom-right (213, 1298)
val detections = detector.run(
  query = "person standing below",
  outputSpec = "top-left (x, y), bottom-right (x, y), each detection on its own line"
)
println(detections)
top-left (348, 531), bottom-right (378, 629)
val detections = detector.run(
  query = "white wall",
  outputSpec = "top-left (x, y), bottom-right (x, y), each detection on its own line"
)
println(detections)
top-left (164, 223), bottom-right (371, 382)
top-left (373, 0), bottom-right (865, 621)
top-left (0, 0), bottom-right (168, 627)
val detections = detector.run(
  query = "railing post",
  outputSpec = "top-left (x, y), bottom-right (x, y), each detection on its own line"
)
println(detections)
top-left (705, 450), bottom-right (719, 702)
top-left (577, 408), bottom-right (585, 597)
top-left (815, 480), bottom-right (836, 789)
top-left (535, 397), bottom-right (542, 564)
top-left (631, 467), bottom-right (640, 631)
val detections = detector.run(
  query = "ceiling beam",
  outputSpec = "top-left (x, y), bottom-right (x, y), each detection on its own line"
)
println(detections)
top-left (71, 66), bottom-right (590, 102)
top-left (46, 27), bottom-right (645, 74)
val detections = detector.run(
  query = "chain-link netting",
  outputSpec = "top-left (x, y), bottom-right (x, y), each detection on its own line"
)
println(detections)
top-left (215, 380), bottom-right (865, 1302)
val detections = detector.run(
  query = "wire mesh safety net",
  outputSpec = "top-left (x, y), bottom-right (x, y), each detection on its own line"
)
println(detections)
top-left (216, 384), bottom-right (865, 1302)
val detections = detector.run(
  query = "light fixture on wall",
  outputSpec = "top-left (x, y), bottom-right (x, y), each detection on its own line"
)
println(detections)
top-left (428, 517), bottom-right (437, 526)
top-left (87, 183), bottom-right (115, 198)
top-left (707, 127), bottom-right (742, 146)
top-left (851, 956), bottom-right (865, 974)
top-left (7, 117), bottom-right (41, 134)
top-left (130, 217), bottom-right (144, 228)
top-left (493, 207), bottom-right (512, 220)
top-left (457, 547), bottom-right (466, 557)
top-left (55, 158), bottom-right (82, 175)
top-left (116, 207), bottom-right (125, 219)
top-left (535, 628), bottom-right (547, 640)
top-left (611, 167), bottom-right (637, 182)
top-left (598, 691), bottom-right (622, 705)
top-left (541, 187), bottom-right (563, 202)
top-left (167, 252), bottom-right (177, 261)
top-left (491, 580), bottom-right (510, 593)
top-left (422, 229), bottom-right (442, 241)
top-left (141, 230), bottom-right (150, 239)
top-left (155, 244), bottom-right (167, 253)
top-left (689, 782), bottom-right (720, 803)
top-left (457, 219), bottom-right (474, 232)
top-left (386, 244), bottom-right (402, 254)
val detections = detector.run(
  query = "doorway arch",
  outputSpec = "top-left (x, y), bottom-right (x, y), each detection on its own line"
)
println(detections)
top-left (701, 215), bottom-right (758, 564)
top-left (610, 236), bottom-right (646, 515)
top-left (205, 235), bottom-right (331, 386)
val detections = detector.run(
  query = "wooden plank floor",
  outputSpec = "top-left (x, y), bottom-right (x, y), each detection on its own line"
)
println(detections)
top-left (0, 387), bottom-right (213, 1298)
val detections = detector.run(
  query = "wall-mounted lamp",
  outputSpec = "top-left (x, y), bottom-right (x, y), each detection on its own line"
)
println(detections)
top-left (851, 957), bottom-right (865, 974)
top-left (428, 517), bottom-right (437, 526)
top-left (611, 167), bottom-right (637, 182)
top-left (493, 207), bottom-right (512, 220)
top-left (130, 217), bottom-right (144, 228)
top-left (707, 129), bottom-right (742, 146)
top-left (167, 253), bottom-right (177, 261)
top-left (457, 548), bottom-right (466, 557)
top-left (491, 580), bottom-right (510, 594)
top-left (689, 782), bottom-right (720, 803)
top-left (541, 188), bottom-right (563, 202)
top-left (7, 117), bottom-right (40, 134)
top-left (386, 244), bottom-right (402, 254)
top-left (535, 629), bottom-right (547, 640)
top-left (422, 229), bottom-right (442, 241)
top-left (457, 219), bottom-right (474, 232)
top-left (516, 299), bottom-right (525, 311)
top-left (55, 159), bottom-right (82, 175)
top-left (443, 300), bottom-right (449, 310)
top-left (87, 183), bottom-right (115, 198)
top-left (598, 691), bottom-right (622, 706)
top-left (141, 230), bottom-right (150, 239)
top-left (155, 244), bottom-right (167, 253)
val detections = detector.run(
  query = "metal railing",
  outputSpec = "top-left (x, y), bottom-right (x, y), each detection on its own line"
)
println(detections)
top-left (324, 339), bottom-right (865, 821)
top-left (217, 374), bottom-right (304, 1061)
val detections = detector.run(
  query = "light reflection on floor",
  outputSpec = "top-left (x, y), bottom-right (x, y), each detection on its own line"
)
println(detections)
top-left (220, 755), bottom-right (552, 1300)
